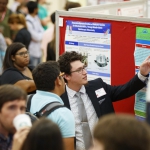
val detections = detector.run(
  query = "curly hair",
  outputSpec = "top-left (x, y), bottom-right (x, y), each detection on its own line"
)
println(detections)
top-left (58, 51), bottom-right (83, 75)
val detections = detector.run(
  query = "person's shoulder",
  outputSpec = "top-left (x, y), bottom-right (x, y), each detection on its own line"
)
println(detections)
top-left (19, 28), bottom-right (27, 33)
top-left (19, 28), bottom-right (31, 36)
top-left (54, 106), bottom-right (72, 115)
top-left (88, 78), bottom-right (103, 85)
top-left (51, 106), bottom-right (74, 121)
top-left (85, 78), bottom-right (104, 90)
top-left (26, 15), bottom-right (34, 22)
top-left (2, 67), bottom-right (19, 74)
top-left (50, 107), bottom-right (75, 137)
top-left (1, 68), bottom-right (22, 84)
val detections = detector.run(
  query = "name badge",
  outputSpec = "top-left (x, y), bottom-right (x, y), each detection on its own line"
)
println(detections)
top-left (95, 88), bottom-right (106, 98)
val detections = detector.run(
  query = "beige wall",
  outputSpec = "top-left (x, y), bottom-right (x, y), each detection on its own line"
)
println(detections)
top-left (8, 0), bottom-right (70, 14)
top-left (68, 0), bottom-right (87, 6)
top-left (8, 0), bottom-right (86, 12)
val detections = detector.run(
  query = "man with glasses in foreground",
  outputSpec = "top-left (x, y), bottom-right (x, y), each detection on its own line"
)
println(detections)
top-left (58, 51), bottom-right (150, 150)
top-left (30, 61), bottom-right (75, 150)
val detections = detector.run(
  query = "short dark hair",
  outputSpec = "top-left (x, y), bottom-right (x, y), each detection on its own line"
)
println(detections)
top-left (50, 11), bottom-right (55, 24)
top-left (26, 1), bottom-right (38, 14)
top-left (58, 51), bottom-right (83, 75)
top-left (32, 61), bottom-right (60, 91)
top-left (0, 84), bottom-right (27, 111)
top-left (93, 114), bottom-right (150, 150)
top-left (21, 118), bottom-right (64, 150)
top-left (3, 42), bottom-right (25, 71)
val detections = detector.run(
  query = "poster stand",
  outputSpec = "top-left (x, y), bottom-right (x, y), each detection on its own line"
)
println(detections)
top-left (56, 11), bottom-right (150, 114)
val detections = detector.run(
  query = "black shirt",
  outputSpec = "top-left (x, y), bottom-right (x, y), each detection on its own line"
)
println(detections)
top-left (46, 42), bottom-right (55, 61)
top-left (1, 66), bottom-right (35, 94)
top-left (14, 28), bottom-right (31, 49)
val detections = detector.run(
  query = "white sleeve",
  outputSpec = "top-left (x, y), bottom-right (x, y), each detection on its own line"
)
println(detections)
top-left (26, 21), bottom-right (44, 42)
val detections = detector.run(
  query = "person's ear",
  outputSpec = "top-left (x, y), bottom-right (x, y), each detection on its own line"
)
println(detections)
top-left (55, 77), bottom-right (62, 86)
top-left (11, 55), bottom-right (15, 61)
top-left (64, 74), bottom-right (70, 81)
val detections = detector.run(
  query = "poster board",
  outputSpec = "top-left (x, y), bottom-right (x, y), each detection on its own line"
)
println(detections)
top-left (70, 0), bottom-right (147, 17)
top-left (56, 11), bottom-right (150, 114)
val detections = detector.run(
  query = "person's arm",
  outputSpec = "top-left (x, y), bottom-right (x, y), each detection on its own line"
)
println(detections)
top-left (63, 138), bottom-right (74, 150)
top-left (38, 8), bottom-right (50, 26)
top-left (92, 56), bottom-right (150, 102)
top-left (14, 80), bottom-right (36, 93)
top-left (40, 16), bottom-right (50, 26)
top-left (5, 37), bottom-right (12, 45)
top-left (26, 20), bottom-right (43, 42)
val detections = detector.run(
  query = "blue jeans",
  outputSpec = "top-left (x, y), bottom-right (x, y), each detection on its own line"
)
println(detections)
top-left (30, 56), bottom-right (41, 67)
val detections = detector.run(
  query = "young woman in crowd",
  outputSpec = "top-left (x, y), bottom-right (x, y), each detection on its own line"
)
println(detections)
top-left (8, 13), bottom-right (31, 49)
top-left (1, 42), bottom-right (36, 94)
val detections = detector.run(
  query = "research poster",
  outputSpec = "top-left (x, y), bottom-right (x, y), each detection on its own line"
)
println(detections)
top-left (134, 27), bottom-right (150, 120)
top-left (117, 5), bottom-right (144, 17)
top-left (65, 20), bottom-right (111, 84)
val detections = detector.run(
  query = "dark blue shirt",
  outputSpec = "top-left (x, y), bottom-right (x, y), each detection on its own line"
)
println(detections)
top-left (0, 133), bottom-right (13, 150)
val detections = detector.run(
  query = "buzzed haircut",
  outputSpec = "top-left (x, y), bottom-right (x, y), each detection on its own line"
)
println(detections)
top-left (32, 61), bottom-right (60, 91)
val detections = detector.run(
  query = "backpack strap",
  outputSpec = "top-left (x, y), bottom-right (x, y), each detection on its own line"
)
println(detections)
top-left (26, 94), bottom-right (34, 112)
top-left (34, 102), bottom-right (65, 118)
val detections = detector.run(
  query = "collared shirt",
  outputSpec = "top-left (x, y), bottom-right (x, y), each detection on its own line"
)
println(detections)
top-left (0, 133), bottom-right (12, 150)
top-left (66, 85), bottom-right (98, 150)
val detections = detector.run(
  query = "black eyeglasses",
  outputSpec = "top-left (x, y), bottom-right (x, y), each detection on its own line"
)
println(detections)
top-left (71, 65), bottom-right (87, 74)
top-left (15, 51), bottom-right (29, 57)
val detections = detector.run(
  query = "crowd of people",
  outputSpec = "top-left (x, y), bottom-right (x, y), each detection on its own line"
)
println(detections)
top-left (1, 0), bottom-right (150, 150)
top-left (0, 0), bottom-right (81, 70)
